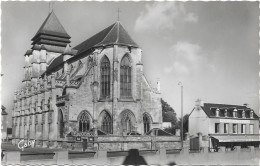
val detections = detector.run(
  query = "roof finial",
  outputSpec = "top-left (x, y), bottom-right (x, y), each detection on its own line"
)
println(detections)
top-left (49, 1), bottom-right (54, 13)
top-left (117, 8), bottom-right (121, 21)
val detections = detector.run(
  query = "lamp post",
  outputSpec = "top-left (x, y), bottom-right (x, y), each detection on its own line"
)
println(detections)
top-left (178, 82), bottom-right (183, 149)
top-left (90, 81), bottom-right (99, 137)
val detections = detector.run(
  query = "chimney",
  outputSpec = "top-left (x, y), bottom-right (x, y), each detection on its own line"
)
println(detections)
top-left (195, 99), bottom-right (204, 107)
top-left (243, 103), bottom-right (249, 108)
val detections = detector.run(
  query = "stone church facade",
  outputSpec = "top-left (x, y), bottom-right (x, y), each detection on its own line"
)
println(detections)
top-left (12, 11), bottom-right (162, 148)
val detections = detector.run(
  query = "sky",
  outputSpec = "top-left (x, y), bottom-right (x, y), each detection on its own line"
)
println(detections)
top-left (1, 1), bottom-right (259, 127)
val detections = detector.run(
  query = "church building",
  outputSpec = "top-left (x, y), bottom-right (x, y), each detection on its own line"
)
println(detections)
top-left (11, 11), bottom-right (163, 148)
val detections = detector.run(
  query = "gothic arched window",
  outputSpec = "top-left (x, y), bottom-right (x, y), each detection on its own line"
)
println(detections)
top-left (101, 112), bottom-right (112, 134)
top-left (143, 114), bottom-right (151, 134)
top-left (120, 110), bottom-right (135, 134)
top-left (100, 56), bottom-right (110, 98)
top-left (79, 111), bottom-right (91, 132)
top-left (120, 55), bottom-right (131, 98)
top-left (58, 110), bottom-right (64, 138)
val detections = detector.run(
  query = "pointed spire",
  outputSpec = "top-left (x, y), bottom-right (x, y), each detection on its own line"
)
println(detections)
top-left (64, 44), bottom-right (72, 54)
top-left (33, 11), bottom-right (70, 39)
top-left (63, 44), bottom-right (77, 55)
top-left (31, 11), bottom-right (71, 47)
top-left (117, 8), bottom-right (121, 21)
top-left (49, 1), bottom-right (54, 14)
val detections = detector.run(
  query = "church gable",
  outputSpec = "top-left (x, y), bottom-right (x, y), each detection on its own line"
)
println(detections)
top-left (73, 22), bottom-right (139, 57)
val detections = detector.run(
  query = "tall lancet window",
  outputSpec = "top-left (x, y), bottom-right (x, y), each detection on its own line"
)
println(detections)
top-left (100, 56), bottom-right (111, 98)
top-left (79, 111), bottom-right (90, 132)
top-left (120, 55), bottom-right (131, 98)
top-left (101, 112), bottom-right (112, 134)
top-left (58, 110), bottom-right (64, 138)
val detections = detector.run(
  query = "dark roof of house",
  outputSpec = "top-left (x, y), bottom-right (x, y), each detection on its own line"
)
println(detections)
top-left (32, 11), bottom-right (70, 39)
top-left (1, 105), bottom-right (7, 115)
top-left (146, 128), bottom-right (173, 136)
top-left (200, 103), bottom-right (258, 119)
top-left (74, 21), bottom-right (139, 56)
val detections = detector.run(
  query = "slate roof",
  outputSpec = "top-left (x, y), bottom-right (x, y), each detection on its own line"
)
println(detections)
top-left (24, 49), bottom-right (33, 56)
top-left (146, 128), bottom-right (173, 136)
top-left (45, 54), bottom-right (64, 75)
top-left (200, 103), bottom-right (258, 119)
top-left (32, 11), bottom-right (70, 39)
top-left (74, 21), bottom-right (139, 56)
top-left (32, 11), bottom-right (71, 47)
top-left (44, 45), bottom-right (78, 75)
top-left (45, 21), bottom-right (138, 75)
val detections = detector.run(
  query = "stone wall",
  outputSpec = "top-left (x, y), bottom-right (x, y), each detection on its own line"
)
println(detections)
top-left (13, 42), bottom-right (163, 148)
top-left (65, 45), bottom-right (162, 136)
top-left (59, 136), bottom-right (181, 151)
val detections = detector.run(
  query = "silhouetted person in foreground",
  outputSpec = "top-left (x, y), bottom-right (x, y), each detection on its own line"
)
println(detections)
top-left (1, 151), bottom-right (4, 160)
top-left (168, 161), bottom-right (176, 165)
top-left (123, 149), bottom-right (147, 165)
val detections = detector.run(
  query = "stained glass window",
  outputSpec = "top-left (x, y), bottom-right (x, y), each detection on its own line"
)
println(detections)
top-left (100, 56), bottom-right (110, 98)
top-left (79, 111), bottom-right (90, 132)
top-left (101, 112), bottom-right (112, 134)
top-left (120, 56), bottom-right (131, 98)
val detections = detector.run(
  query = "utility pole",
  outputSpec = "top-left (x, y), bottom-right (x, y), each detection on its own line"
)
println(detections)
top-left (178, 82), bottom-right (183, 149)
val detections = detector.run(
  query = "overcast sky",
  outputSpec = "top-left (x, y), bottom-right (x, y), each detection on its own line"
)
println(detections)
top-left (1, 1), bottom-right (259, 126)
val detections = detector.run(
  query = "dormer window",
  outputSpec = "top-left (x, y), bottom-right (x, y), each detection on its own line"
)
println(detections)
top-left (242, 110), bottom-right (245, 118)
top-left (215, 109), bottom-right (219, 117)
top-left (233, 109), bottom-right (237, 118)
top-left (250, 110), bottom-right (254, 119)
top-left (224, 109), bottom-right (227, 117)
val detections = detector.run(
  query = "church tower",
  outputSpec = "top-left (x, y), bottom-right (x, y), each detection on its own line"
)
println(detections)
top-left (13, 10), bottom-right (73, 148)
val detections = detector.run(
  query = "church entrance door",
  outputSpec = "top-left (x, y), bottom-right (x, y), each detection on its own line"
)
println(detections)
top-left (82, 139), bottom-right (88, 152)
top-left (126, 117), bottom-right (132, 133)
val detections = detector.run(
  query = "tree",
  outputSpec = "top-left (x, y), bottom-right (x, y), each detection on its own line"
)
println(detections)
top-left (161, 99), bottom-right (178, 125)
top-left (161, 99), bottom-right (178, 135)
top-left (178, 114), bottom-right (189, 139)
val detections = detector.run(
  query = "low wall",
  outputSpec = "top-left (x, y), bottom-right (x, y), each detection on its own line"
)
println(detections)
top-left (53, 136), bottom-right (181, 151)
top-left (12, 136), bottom-right (181, 151)
top-left (96, 136), bottom-right (181, 151)
top-left (3, 146), bottom-right (259, 165)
